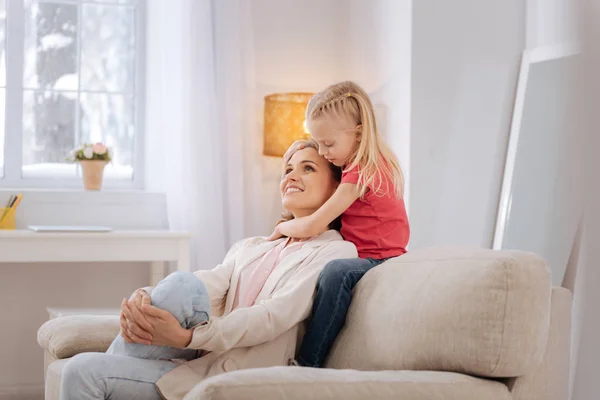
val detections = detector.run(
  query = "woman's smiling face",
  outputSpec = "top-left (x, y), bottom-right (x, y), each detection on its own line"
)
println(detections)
top-left (280, 146), bottom-right (339, 218)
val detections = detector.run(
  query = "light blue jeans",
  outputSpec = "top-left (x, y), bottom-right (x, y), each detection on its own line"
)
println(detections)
top-left (60, 271), bottom-right (210, 400)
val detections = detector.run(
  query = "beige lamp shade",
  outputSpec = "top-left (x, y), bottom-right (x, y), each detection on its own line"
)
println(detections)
top-left (263, 92), bottom-right (314, 157)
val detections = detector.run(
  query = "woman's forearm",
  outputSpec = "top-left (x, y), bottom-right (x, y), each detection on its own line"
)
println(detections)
top-left (278, 216), bottom-right (326, 238)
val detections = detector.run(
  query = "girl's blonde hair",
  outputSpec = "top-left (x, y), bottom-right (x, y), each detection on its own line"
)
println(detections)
top-left (305, 81), bottom-right (404, 199)
top-left (277, 139), bottom-right (342, 231)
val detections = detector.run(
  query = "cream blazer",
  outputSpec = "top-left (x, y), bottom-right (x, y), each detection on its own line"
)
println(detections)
top-left (154, 230), bottom-right (357, 400)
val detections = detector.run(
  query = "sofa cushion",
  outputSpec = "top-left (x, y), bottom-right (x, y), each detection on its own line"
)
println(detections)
top-left (325, 246), bottom-right (552, 378)
top-left (38, 315), bottom-right (120, 359)
top-left (186, 366), bottom-right (511, 400)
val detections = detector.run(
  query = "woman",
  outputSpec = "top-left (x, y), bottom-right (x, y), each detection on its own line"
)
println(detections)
top-left (60, 140), bottom-right (357, 400)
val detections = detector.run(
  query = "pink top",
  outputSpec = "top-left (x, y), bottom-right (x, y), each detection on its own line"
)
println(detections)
top-left (231, 237), bottom-right (308, 310)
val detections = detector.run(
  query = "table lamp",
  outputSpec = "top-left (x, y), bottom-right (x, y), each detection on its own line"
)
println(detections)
top-left (263, 92), bottom-right (314, 157)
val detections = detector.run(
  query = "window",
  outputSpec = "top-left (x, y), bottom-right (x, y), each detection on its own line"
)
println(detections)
top-left (0, 0), bottom-right (145, 189)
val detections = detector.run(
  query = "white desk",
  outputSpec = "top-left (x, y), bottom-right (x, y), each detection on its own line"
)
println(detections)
top-left (0, 230), bottom-right (192, 285)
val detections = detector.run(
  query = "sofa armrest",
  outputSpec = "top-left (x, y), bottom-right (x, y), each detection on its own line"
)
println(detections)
top-left (37, 315), bottom-right (120, 359)
top-left (184, 366), bottom-right (511, 400)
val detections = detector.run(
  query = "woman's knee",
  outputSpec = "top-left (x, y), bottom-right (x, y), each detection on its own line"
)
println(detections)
top-left (156, 271), bottom-right (199, 291)
top-left (151, 271), bottom-right (210, 324)
top-left (152, 271), bottom-right (207, 305)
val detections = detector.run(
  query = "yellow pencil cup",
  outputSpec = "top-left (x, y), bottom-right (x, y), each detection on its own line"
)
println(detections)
top-left (0, 208), bottom-right (16, 230)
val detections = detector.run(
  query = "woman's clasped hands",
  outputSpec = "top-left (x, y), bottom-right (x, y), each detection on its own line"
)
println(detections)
top-left (120, 289), bottom-right (192, 348)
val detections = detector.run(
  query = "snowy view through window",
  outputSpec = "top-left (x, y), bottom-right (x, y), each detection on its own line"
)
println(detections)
top-left (0, 0), bottom-right (141, 184)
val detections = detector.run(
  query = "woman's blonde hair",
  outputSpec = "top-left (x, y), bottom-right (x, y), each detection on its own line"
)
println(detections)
top-left (305, 81), bottom-right (404, 199)
top-left (277, 139), bottom-right (342, 231)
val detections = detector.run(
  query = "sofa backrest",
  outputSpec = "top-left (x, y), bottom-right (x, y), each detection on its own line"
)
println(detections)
top-left (325, 246), bottom-right (552, 379)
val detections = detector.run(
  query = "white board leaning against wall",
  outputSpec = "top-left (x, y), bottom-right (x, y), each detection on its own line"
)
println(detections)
top-left (493, 43), bottom-right (585, 286)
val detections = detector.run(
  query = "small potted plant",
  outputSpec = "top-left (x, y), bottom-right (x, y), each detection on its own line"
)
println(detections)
top-left (67, 143), bottom-right (112, 190)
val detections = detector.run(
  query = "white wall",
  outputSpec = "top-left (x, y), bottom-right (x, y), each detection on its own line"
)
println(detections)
top-left (527, 0), bottom-right (580, 48)
top-left (245, 0), bottom-right (350, 238)
top-left (246, 0), bottom-right (412, 237)
top-left (343, 0), bottom-right (412, 212)
top-left (409, 0), bottom-right (525, 249)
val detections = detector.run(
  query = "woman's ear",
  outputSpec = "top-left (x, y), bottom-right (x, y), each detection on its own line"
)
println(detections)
top-left (355, 124), bottom-right (362, 141)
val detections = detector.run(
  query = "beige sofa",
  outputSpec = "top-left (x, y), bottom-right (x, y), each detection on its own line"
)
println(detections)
top-left (38, 246), bottom-right (571, 400)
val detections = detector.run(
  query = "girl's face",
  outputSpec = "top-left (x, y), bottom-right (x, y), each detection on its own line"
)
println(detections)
top-left (280, 147), bottom-right (339, 218)
top-left (307, 114), bottom-right (361, 167)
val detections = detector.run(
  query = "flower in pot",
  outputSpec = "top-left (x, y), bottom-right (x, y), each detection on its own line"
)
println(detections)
top-left (67, 143), bottom-right (112, 190)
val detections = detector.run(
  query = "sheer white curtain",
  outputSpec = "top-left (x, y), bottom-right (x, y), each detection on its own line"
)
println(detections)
top-left (212, 0), bottom-right (258, 244)
top-left (145, 0), bottom-right (254, 269)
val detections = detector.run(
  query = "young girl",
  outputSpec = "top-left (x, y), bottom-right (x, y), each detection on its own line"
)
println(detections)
top-left (268, 80), bottom-right (410, 368)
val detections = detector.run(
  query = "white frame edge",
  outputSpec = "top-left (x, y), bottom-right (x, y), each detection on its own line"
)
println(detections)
top-left (492, 51), bottom-right (530, 250)
top-left (528, 42), bottom-right (583, 63)
top-left (492, 42), bottom-right (583, 250)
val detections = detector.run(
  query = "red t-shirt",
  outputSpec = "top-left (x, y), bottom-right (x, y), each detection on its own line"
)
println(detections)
top-left (340, 166), bottom-right (410, 259)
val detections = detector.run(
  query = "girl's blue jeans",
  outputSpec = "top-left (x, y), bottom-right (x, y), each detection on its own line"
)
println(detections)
top-left (296, 257), bottom-right (388, 368)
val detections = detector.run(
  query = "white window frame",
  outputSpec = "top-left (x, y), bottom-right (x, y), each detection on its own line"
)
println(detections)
top-left (0, 0), bottom-right (146, 190)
